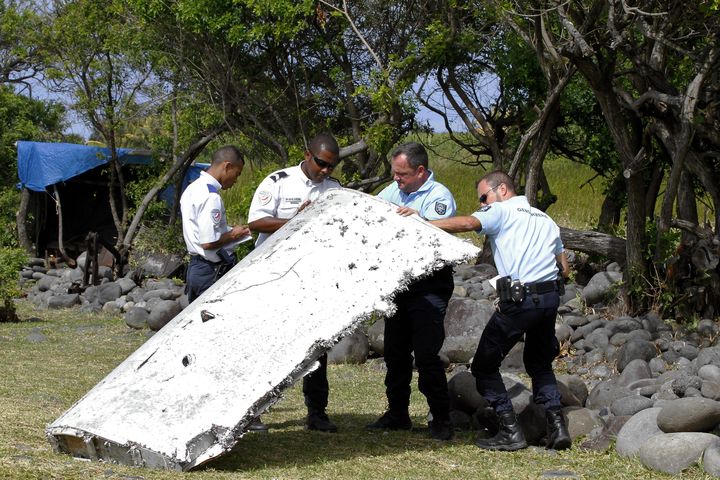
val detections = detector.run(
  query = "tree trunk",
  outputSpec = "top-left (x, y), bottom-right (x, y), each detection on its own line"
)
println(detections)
top-left (15, 187), bottom-right (32, 254)
top-left (52, 185), bottom-right (72, 265)
top-left (597, 174), bottom-right (624, 232)
top-left (122, 127), bottom-right (226, 251)
top-left (677, 170), bottom-right (699, 245)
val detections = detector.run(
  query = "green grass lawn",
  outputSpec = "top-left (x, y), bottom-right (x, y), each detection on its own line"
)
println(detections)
top-left (0, 301), bottom-right (709, 479)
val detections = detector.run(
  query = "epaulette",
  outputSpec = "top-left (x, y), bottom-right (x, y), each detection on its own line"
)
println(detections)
top-left (328, 176), bottom-right (343, 186)
top-left (206, 184), bottom-right (218, 194)
top-left (269, 171), bottom-right (289, 183)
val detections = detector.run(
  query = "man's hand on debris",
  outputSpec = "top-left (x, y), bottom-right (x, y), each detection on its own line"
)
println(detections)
top-left (395, 206), bottom-right (419, 217)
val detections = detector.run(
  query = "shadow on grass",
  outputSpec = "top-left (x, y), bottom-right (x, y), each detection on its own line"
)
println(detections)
top-left (206, 412), bottom-right (475, 473)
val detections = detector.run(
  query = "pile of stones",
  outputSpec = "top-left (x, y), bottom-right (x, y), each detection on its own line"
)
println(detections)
top-left (18, 255), bottom-right (720, 476)
top-left (20, 257), bottom-right (187, 332)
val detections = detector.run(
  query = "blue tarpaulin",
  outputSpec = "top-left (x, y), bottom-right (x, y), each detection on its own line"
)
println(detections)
top-left (17, 141), bottom-right (152, 192)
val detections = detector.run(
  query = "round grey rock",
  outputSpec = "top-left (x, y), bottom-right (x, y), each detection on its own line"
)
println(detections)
top-left (367, 318), bottom-right (384, 355)
top-left (440, 335), bottom-right (478, 364)
top-left (448, 370), bottom-right (487, 414)
top-left (147, 300), bottom-right (182, 331)
top-left (565, 407), bottom-right (603, 442)
top-left (586, 380), bottom-right (632, 410)
top-left (328, 330), bottom-right (369, 364)
top-left (696, 346), bottom-right (720, 369)
top-left (116, 277), bottom-right (137, 295)
top-left (98, 282), bottom-right (123, 304)
top-left (444, 297), bottom-right (494, 337)
top-left (638, 432), bottom-right (720, 475)
top-left (616, 407), bottom-right (663, 457)
top-left (611, 395), bottom-right (655, 416)
top-left (616, 339), bottom-right (658, 372)
top-left (617, 358), bottom-right (652, 387)
top-left (697, 319), bottom-right (719, 338)
top-left (581, 271), bottom-right (623, 306)
top-left (47, 293), bottom-right (80, 309)
top-left (36, 276), bottom-right (59, 292)
top-left (556, 375), bottom-right (588, 407)
top-left (657, 397), bottom-right (720, 432)
top-left (701, 381), bottom-right (720, 401)
top-left (143, 288), bottom-right (176, 301)
top-left (703, 442), bottom-right (720, 477)
top-left (124, 307), bottom-right (148, 329)
top-left (699, 364), bottom-right (720, 383)
top-left (671, 373), bottom-right (703, 397)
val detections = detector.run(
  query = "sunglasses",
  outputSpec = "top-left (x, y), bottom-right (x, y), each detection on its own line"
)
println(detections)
top-left (478, 184), bottom-right (502, 204)
top-left (312, 155), bottom-right (337, 170)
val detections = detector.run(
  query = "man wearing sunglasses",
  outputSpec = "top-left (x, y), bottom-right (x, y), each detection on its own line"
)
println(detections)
top-left (367, 142), bottom-right (457, 441)
top-left (430, 170), bottom-right (571, 452)
top-left (247, 132), bottom-right (341, 433)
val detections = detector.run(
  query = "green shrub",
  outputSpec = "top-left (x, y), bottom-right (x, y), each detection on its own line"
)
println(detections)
top-left (0, 188), bottom-right (20, 248)
top-left (0, 246), bottom-right (28, 322)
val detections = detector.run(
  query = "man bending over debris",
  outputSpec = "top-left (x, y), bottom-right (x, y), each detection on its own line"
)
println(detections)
top-left (430, 170), bottom-right (571, 451)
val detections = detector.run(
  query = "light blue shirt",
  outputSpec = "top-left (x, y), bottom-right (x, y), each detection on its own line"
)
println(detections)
top-left (377, 171), bottom-right (456, 220)
top-left (472, 195), bottom-right (564, 283)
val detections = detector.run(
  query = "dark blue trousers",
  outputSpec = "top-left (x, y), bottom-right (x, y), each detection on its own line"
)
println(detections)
top-left (186, 255), bottom-right (235, 303)
top-left (471, 291), bottom-right (562, 412)
top-left (303, 353), bottom-right (329, 414)
top-left (384, 267), bottom-right (453, 421)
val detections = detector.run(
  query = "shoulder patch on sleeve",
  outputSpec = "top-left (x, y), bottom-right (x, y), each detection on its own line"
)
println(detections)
top-left (479, 205), bottom-right (492, 212)
top-left (328, 176), bottom-right (342, 186)
top-left (206, 184), bottom-right (218, 194)
top-left (210, 208), bottom-right (222, 224)
top-left (434, 202), bottom-right (447, 215)
top-left (269, 171), bottom-right (289, 183)
top-left (257, 190), bottom-right (272, 206)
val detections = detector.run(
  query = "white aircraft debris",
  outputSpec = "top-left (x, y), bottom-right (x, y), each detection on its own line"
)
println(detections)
top-left (46, 188), bottom-right (480, 470)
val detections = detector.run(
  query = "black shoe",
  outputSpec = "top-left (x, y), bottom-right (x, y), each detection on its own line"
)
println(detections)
top-left (305, 412), bottom-right (338, 433)
top-left (475, 410), bottom-right (527, 451)
top-left (366, 411), bottom-right (412, 431)
top-left (546, 408), bottom-right (571, 450)
top-left (428, 419), bottom-right (453, 441)
top-left (246, 418), bottom-right (269, 433)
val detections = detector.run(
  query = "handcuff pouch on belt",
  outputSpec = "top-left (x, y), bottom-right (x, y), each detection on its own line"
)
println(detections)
top-left (214, 249), bottom-right (237, 280)
top-left (497, 276), bottom-right (525, 303)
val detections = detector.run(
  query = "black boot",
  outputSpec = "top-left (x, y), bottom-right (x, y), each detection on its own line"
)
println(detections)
top-left (475, 410), bottom-right (527, 451)
top-left (306, 410), bottom-right (338, 433)
top-left (428, 418), bottom-right (453, 441)
top-left (366, 411), bottom-right (412, 431)
top-left (545, 408), bottom-right (571, 450)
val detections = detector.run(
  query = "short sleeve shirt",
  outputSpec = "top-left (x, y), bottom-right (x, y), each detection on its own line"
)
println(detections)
top-left (377, 171), bottom-right (456, 220)
top-left (248, 163), bottom-right (341, 246)
top-left (471, 195), bottom-right (564, 282)
top-left (180, 170), bottom-right (232, 263)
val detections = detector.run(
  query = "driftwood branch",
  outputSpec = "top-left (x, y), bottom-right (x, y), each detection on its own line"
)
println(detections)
top-left (559, 226), bottom-right (626, 265)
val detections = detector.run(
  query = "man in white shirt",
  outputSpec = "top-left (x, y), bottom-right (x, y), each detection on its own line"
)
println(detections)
top-left (247, 133), bottom-right (341, 432)
top-left (181, 145), bottom-right (250, 302)
top-left (180, 145), bottom-right (267, 433)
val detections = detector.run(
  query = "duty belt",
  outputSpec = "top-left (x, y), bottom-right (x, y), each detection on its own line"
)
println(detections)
top-left (497, 277), bottom-right (564, 303)
top-left (190, 254), bottom-right (221, 265)
top-left (522, 280), bottom-right (561, 295)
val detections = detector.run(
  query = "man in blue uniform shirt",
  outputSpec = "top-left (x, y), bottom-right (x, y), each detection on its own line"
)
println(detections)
top-left (367, 142), bottom-right (456, 441)
top-left (431, 170), bottom-right (571, 451)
